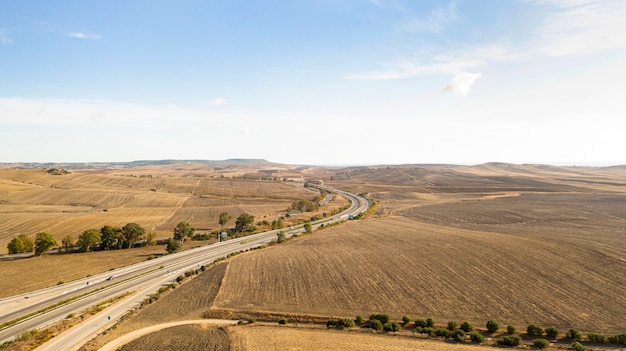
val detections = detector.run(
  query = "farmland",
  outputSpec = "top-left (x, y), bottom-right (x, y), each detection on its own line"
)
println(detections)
top-left (3, 162), bottom-right (626, 350)
top-left (0, 164), bottom-right (316, 255)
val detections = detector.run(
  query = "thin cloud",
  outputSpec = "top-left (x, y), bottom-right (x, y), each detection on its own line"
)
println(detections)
top-left (527, 0), bottom-right (626, 56)
top-left (404, 2), bottom-right (458, 33)
top-left (443, 72), bottom-right (481, 96)
top-left (67, 32), bottom-right (102, 40)
top-left (0, 29), bottom-right (12, 45)
top-left (211, 97), bottom-right (228, 106)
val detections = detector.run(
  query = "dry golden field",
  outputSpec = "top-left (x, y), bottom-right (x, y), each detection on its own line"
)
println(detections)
top-left (117, 324), bottom-right (230, 351)
top-left (0, 165), bottom-right (315, 254)
top-left (4, 162), bottom-right (626, 350)
top-left (210, 164), bottom-right (626, 334)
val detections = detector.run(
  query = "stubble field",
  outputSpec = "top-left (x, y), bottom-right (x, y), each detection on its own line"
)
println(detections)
top-left (4, 162), bottom-right (626, 350)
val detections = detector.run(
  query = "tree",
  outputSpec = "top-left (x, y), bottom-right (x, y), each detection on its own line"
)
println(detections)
top-left (486, 320), bottom-right (500, 333)
top-left (470, 332), bottom-right (485, 344)
top-left (100, 225), bottom-right (123, 250)
top-left (304, 222), bottom-right (313, 233)
top-left (121, 223), bottom-right (145, 249)
top-left (545, 326), bottom-right (559, 339)
top-left (145, 232), bottom-right (156, 246)
top-left (235, 213), bottom-right (255, 232)
top-left (7, 234), bottom-right (34, 254)
top-left (166, 238), bottom-right (182, 254)
top-left (566, 328), bottom-right (582, 341)
top-left (460, 321), bottom-right (473, 332)
top-left (369, 319), bottom-right (383, 331)
top-left (533, 338), bottom-right (550, 349)
top-left (527, 324), bottom-right (544, 337)
top-left (77, 228), bottom-right (101, 252)
top-left (218, 212), bottom-right (232, 229)
top-left (34, 232), bottom-right (57, 256)
top-left (276, 231), bottom-right (287, 243)
top-left (61, 235), bottom-right (74, 253)
top-left (173, 221), bottom-right (194, 242)
top-left (447, 321), bottom-right (458, 331)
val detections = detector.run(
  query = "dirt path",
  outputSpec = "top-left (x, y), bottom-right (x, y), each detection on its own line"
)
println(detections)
top-left (98, 319), bottom-right (238, 351)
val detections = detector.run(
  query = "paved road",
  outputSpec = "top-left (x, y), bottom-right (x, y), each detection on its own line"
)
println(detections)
top-left (0, 184), bottom-right (369, 350)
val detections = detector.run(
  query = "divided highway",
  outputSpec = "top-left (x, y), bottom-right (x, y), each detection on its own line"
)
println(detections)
top-left (0, 184), bottom-right (369, 350)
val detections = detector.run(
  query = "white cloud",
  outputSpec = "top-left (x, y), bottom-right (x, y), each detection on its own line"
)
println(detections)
top-left (67, 32), bottom-right (102, 40)
top-left (347, 44), bottom-right (510, 80)
top-left (211, 97), bottom-right (228, 106)
top-left (404, 2), bottom-right (458, 33)
top-left (0, 29), bottom-right (12, 45)
top-left (443, 71), bottom-right (481, 96)
top-left (527, 0), bottom-right (626, 56)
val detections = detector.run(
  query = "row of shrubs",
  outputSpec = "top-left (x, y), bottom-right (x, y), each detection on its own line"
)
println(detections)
top-left (326, 314), bottom-right (626, 346)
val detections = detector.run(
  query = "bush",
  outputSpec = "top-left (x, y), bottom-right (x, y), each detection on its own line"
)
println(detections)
top-left (402, 316), bottom-right (411, 324)
top-left (527, 324), bottom-right (544, 336)
top-left (383, 322), bottom-right (401, 332)
top-left (566, 328), bottom-right (582, 341)
top-left (470, 332), bottom-right (485, 343)
top-left (587, 333), bottom-right (607, 343)
top-left (426, 318), bottom-right (435, 328)
top-left (414, 319), bottom-right (427, 328)
top-left (435, 328), bottom-right (451, 338)
top-left (507, 325), bottom-right (516, 334)
top-left (369, 319), bottom-right (383, 331)
top-left (355, 315), bottom-right (364, 324)
top-left (369, 314), bottom-right (390, 324)
top-left (278, 318), bottom-right (288, 325)
top-left (447, 321), bottom-right (458, 330)
top-left (608, 333), bottom-right (626, 345)
top-left (452, 329), bottom-right (466, 343)
top-left (571, 341), bottom-right (585, 351)
top-left (486, 320), bottom-right (500, 333)
top-left (420, 327), bottom-right (435, 337)
top-left (460, 321), bottom-right (473, 332)
top-left (327, 318), bottom-right (355, 329)
top-left (545, 326), bottom-right (559, 339)
top-left (497, 335), bottom-right (522, 346)
top-left (533, 338), bottom-right (550, 349)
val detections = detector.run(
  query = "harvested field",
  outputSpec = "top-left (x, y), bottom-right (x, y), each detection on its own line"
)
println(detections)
top-left (118, 324), bottom-right (229, 351)
top-left (230, 325), bottom-right (488, 351)
top-left (213, 217), bottom-right (626, 333)
top-left (0, 245), bottom-right (179, 297)
top-left (0, 167), bottom-right (315, 254)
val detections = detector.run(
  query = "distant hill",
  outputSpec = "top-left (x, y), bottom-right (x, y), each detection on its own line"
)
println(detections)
top-left (0, 159), bottom-right (272, 170)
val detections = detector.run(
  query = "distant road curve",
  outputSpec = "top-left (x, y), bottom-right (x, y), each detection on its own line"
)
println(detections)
top-left (0, 184), bottom-right (369, 350)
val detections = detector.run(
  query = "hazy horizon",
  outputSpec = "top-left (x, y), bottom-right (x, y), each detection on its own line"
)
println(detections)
top-left (1, 1), bottom-right (625, 166)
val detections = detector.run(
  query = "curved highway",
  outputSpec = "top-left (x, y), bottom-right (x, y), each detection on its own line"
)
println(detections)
top-left (0, 184), bottom-right (369, 350)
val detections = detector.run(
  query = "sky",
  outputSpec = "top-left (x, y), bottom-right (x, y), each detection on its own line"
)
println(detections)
top-left (1, 0), bottom-right (625, 166)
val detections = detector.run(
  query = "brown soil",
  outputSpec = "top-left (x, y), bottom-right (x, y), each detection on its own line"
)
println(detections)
top-left (118, 324), bottom-right (230, 351)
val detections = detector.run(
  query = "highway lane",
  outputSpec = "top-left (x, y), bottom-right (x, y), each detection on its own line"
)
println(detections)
top-left (0, 184), bottom-right (369, 348)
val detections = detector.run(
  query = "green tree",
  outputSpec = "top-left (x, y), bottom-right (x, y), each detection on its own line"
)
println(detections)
top-left (486, 320), bottom-right (500, 333)
top-left (545, 326), bottom-right (559, 339)
top-left (145, 232), bottom-right (156, 246)
top-left (218, 212), bottom-right (232, 229)
top-left (369, 319), bottom-right (383, 331)
top-left (173, 221), bottom-right (195, 242)
top-left (447, 321), bottom-right (458, 331)
top-left (166, 238), bottom-right (182, 253)
top-left (571, 341), bottom-right (585, 351)
top-left (470, 332), bottom-right (485, 343)
top-left (460, 321), bottom-right (473, 332)
top-left (527, 324), bottom-right (544, 337)
top-left (566, 328), bottom-right (582, 341)
top-left (271, 218), bottom-right (285, 230)
top-left (507, 325), bottom-right (516, 334)
top-left (61, 235), bottom-right (74, 253)
top-left (235, 213), bottom-right (255, 232)
top-left (34, 232), bottom-right (57, 256)
top-left (533, 338), bottom-right (550, 349)
top-left (100, 225), bottom-right (123, 250)
top-left (7, 234), bottom-right (34, 254)
top-left (7, 237), bottom-right (25, 254)
top-left (77, 228), bottom-right (101, 252)
top-left (304, 222), bottom-right (313, 233)
top-left (426, 318), bottom-right (435, 328)
top-left (369, 314), bottom-right (390, 324)
top-left (121, 223), bottom-right (145, 249)
top-left (276, 231), bottom-right (287, 243)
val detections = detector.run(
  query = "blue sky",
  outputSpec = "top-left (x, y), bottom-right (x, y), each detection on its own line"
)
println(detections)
top-left (1, 0), bottom-right (625, 165)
